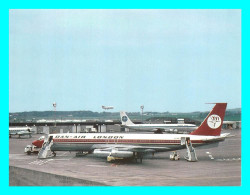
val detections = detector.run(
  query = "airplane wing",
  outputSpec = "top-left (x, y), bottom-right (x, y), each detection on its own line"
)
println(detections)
top-left (201, 133), bottom-right (232, 142)
top-left (17, 131), bottom-right (25, 135)
top-left (91, 144), bottom-right (171, 153)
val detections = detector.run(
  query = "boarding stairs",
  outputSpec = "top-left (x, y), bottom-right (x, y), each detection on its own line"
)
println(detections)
top-left (38, 136), bottom-right (53, 159)
top-left (181, 137), bottom-right (198, 162)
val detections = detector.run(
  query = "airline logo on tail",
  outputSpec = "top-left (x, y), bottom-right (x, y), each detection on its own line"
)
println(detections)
top-left (207, 114), bottom-right (222, 129)
top-left (120, 111), bottom-right (135, 126)
top-left (122, 116), bottom-right (128, 122)
top-left (190, 103), bottom-right (227, 136)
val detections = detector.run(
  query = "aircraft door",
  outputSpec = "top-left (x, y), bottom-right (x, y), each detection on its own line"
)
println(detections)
top-left (48, 136), bottom-right (53, 144)
top-left (181, 137), bottom-right (191, 145)
top-left (181, 137), bottom-right (186, 145)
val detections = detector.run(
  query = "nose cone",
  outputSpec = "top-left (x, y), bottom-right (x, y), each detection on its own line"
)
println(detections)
top-left (32, 140), bottom-right (44, 148)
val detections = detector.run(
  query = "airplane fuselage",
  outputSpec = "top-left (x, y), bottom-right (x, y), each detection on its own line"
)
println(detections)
top-left (47, 133), bottom-right (224, 152)
top-left (9, 128), bottom-right (32, 137)
top-left (123, 124), bottom-right (197, 131)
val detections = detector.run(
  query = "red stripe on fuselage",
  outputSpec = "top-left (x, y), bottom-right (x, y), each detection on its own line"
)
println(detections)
top-left (53, 138), bottom-right (204, 144)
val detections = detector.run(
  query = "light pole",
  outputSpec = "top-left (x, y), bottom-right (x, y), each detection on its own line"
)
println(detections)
top-left (140, 105), bottom-right (144, 123)
top-left (53, 102), bottom-right (57, 127)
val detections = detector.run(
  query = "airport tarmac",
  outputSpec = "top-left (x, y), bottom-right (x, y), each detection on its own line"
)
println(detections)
top-left (9, 129), bottom-right (241, 186)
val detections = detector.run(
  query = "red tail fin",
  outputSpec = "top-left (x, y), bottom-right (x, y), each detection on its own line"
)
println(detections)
top-left (190, 103), bottom-right (227, 136)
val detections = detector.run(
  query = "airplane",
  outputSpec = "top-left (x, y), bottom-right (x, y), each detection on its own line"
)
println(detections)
top-left (9, 127), bottom-right (33, 138)
top-left (120, 111), bottom-right (197, 133)
top-left (32, 103), bottom-right (231, 163)
top-left (102, 106), bottom-right (114, 110)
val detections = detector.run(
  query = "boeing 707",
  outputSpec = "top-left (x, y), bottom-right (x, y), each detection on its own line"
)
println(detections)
top-left (32, 103), bottom-right (231, 163)
top-left (120, 111), bottom-right (197, 133)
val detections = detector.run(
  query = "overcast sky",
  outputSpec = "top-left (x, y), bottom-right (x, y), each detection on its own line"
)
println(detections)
top-left (9, 9), bottom-right (241, 112)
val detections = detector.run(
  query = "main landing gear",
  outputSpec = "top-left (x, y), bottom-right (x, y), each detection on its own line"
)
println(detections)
top-left (134, 152), bottom-right (143, 163)
top-left (154, 129), bottom-right (163, 134)
top-left (75, 151), bottom-right (88, 157)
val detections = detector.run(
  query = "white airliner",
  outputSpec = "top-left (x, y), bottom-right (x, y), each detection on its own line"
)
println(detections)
top-left (9, 127), bottom-right (33, 138)
top-left (102, 106), bottom-right (114, 110)
top-left (33, 103), bottom-right (231, 163)
top-left (120, 111), bottom-right (197, 133)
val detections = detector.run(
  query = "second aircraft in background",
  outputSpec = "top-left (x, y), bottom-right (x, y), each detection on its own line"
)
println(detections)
top-left (120, 111), bottom-right (197, 133)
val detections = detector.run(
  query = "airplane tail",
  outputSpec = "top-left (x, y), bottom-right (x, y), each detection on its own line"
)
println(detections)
top-left (120, 111), bottom-right (135, 126)
top-left (190, 103), bottom-right (227, 136)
